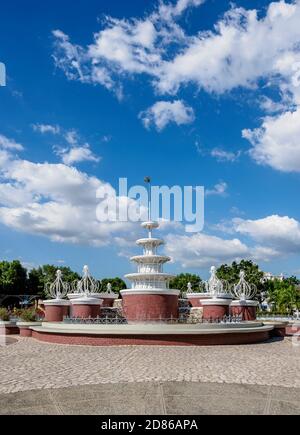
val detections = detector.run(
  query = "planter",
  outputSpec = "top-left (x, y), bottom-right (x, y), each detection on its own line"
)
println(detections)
top-left (186, 293), bottom-right (211, 307)
top-left (201, 299), bottom-right (232, 321)
top-left (43, 299), bottom-right (71, 322)
top-left (0, 321), bottom-right (19, 335)
top-left (230, 300), bottom-right (259, 321)
top-left (17, 322), bottom-right (42, 337)
top-left (71, 297), bottom-right (102, 318)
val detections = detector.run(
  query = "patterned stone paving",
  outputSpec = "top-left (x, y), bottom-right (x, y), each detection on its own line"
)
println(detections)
top-left (0, 336), bottom-right (299, 394)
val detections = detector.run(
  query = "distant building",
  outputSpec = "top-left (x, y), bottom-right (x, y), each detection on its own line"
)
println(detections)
top-left (262, 272), bottom-right (284, 283)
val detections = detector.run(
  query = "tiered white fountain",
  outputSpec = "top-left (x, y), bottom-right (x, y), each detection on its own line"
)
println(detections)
top-left (121, 220), bottom-right (180, 321)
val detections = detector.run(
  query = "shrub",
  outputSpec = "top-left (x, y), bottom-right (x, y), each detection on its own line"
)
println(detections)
top-left (0, 307), bottom-right (10, 321)
top-left (19, 308), bottom-right (37, 322)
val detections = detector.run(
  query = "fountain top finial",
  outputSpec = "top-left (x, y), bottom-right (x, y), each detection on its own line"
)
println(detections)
top-left (56, 269), bottom-right (62, 279)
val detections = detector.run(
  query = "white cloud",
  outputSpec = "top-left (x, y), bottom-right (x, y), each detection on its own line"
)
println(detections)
top-left (243, 108), bottom-right (300, 172)
top-left (64, 129), bottom-right (79, 145)
top-left (0, 141), bottom-right (139, 246)
top-left (233, 215), bottom-right (300, 253)
top-left (51, 0), bottom-right (300, 164)
top-left (51, 0), bottom-right (205, 99)
top-left (58, 145), bottom-right (101, 165)
top-left (210, 148), bottom-right (240, 162)
top-left (140, 100), bottom-right (195, 130)
top-left (165, 232), bottom-right (250, 268)
top-left (33, 124), bottom-right (101, 166)
top-left (32, 124), bottom-right (60, 135)
top-left (156, 1), bottom-right (300, 94)
top-left (206, 181), bottom-right (228, 197)
top-left (0, 134), bottom-right (23, 151)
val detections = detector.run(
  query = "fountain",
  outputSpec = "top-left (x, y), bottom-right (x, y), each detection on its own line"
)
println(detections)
top-left (121, 220), bottom-right (180, 321)
top-left (68, 266), bottom-right (103, 318)
top-left (230, 271), bottom-right (259, 321)
top-left (29, 179), bottom-right (278, 346)
top-left (68, 266), bottom-right (118, 307)
top-left (43, 270), bottom-right (71, 322)
top-left (200, 267), bottom-right (233, 321)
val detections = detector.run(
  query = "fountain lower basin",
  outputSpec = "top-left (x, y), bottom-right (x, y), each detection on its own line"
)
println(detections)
top-left (30, 321), bottom-right (274, 347)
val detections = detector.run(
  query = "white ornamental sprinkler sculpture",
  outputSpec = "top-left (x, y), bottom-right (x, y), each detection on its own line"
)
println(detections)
top-left (205, 266), bottom-right (228, 299)
top-left (231, 271), bottom-right (257, 301)
top-left (45, 270), bottom-right (69, 300)
top-left (73, 265), bottom-right (100, 297)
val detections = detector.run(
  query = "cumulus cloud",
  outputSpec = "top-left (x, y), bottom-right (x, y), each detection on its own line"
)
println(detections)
top-left (140, 100), bottom-right (195, 130)
top-left (51, 0), bottom-right (205, 99)
top-left (233, 215), bottom-right (300, 253)
top-left (0, 141), bottom-right (138, 246)
top-left (51, 0), bottom-right (300, 169)
top-left (57, 145), bottom-right (101, 165)
top-left (0, 134), bottom-right (23, 151)
top-left (206, 182), bottom-right (228, 197)
top-left (32, 124), bottom-right (60, 135)
top-left (52, 1), bottom-right (300, 94)
top-left (210, 148), bottom-right (240, 162)
top-left (33, 124), bottom-right (101, 166)
top-left (165, 232), bottom-right (250, 268)
top-left (243, 108), bottom-right (300, 172)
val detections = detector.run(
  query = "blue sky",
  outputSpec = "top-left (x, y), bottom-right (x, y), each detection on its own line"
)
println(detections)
top-left (1, 0), bottom-right (300, 280)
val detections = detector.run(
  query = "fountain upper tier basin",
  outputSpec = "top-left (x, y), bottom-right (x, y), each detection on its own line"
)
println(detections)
top-left (125, 273), bottom-right (175, 281)
top-left (136, 238), bottom-right (164, 247)
top-left (130, 255), bottom-right (171, 263)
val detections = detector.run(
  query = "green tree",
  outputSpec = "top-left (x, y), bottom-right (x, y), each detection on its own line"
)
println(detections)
top-left (101, 278), bottom-right (127, 295)
top-left (28, 265), bottom-right (80, 297)
top-left (170, 273), bottom-right (202, 294)
top-left (266, 278), bottom-right (300, 314)
top-left (217, 260), bottom-right (264, 289)
top-left (0, 261), bottom-right (28, 295)
top-left (216, 260), bottom-right (265, 301)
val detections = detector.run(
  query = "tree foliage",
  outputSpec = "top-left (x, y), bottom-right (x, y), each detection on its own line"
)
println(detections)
top-left (264, 278), bottom-right (300, 314)
top-left (101, 277), bottom-right (127, 295)
top-left (28, 265), bottom-right (81, 297)
top-left (217, 260), bottom-right (264, 291)
top-left (170, 273), bottom-right (202, 293)
top-left (0, 261), bottom-right (28, 295)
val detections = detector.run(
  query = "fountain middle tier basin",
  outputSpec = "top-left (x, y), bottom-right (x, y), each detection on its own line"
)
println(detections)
top-left (30, 322), bottom-right (274, 347)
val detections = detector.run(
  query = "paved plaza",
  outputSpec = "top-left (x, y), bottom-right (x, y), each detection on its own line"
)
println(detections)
top-left (0, 336), bottom-right (299, 414)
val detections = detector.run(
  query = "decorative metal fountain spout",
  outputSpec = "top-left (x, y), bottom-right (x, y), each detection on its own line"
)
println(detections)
top-left (45, 270), bottom-right (69, 300)
top-left (231, 271), bottom-right (257, 301)
top-left (73, 265), bottom-right (100, 297)
top-left (205, 266), bottom-right (228, 299)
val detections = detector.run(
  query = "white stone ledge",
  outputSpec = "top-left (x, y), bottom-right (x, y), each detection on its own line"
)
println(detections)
top-left (43, 299), bottom-right (71, 306)
top-left (231, 300), bottom-right (259, 307)
top-left (121, 289), bottom-right (180, 296)
top-left (70, 297), bottom-right (102, 306)
top-left (31, 322), bottom-right (274, 336)
top-left (201, 299), bottom-right (232, 306)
